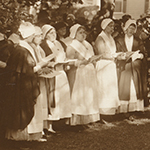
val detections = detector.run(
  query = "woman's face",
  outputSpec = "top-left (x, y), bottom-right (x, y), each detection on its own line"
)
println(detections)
top-left (75, 27), bottom-right (87, 42)
top-left (105, 22), bottom-right (114, 35)
top-left (57, 27), bottom-right (67, 37)
top-left (33, 34), bottom-right (43, 45)
top-left (46, 28), bottom-right (56, 42)
top-left (26, 34), bottom-right (35, 43)
top-left (126, 25), bottom-right (136, 37)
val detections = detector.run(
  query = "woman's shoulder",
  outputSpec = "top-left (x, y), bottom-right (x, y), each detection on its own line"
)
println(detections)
top-left (114, 35), bottom-right (124, 42)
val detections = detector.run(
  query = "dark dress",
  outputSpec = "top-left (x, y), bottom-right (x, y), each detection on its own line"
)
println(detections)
top-left (0, 40), bottom-right (13, 138)
top-left (115, 36), bottom-right (146, 112)
top-left (2, 45), bottom-right (40, 131)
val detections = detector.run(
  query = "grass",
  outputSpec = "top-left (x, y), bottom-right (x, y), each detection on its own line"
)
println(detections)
top-left (1, 111), bottom-right (150, 150)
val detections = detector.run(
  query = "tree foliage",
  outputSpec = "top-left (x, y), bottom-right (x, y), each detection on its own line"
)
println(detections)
top-left (0, 0), bottom-right (83, 36)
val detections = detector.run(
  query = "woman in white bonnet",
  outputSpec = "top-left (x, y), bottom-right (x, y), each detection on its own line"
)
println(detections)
top-left (115, 19), bottom-right (145, 115)
top-left (95, 18), bottom-right (120, 116)
top-left (3, 21), bottom-right (45, 141)
top-left (29, 26), bottom-right (51, 141)
top-left (40, 24), bottom-right (71, 133)
top-left (66, 24), bottom-right (100, 126)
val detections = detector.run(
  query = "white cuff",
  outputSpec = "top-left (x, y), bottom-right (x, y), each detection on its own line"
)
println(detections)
top-left (34, 65), bottom-right (41, 72)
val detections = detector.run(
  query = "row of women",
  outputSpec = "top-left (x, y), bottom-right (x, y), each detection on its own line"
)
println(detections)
top-left (0, 17), bottom-right (147, 142)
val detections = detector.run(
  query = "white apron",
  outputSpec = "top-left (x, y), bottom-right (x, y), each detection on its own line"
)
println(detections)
top-left (96, 31), bottom-right (120, 115)
top-left (47, 40), bottom-right (71, 120)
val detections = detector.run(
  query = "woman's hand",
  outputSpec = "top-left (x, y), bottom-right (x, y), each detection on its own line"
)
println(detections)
top-left (89, 55), bottom-right (102, 63)
top-left (75, 59), bottom-right (89, 67)
top-left (41, 67), bottom-right (53, 75)
top-left (0, 61), bottom-right (6, 68)
top-left (116, 53), bottom-right (126, 60)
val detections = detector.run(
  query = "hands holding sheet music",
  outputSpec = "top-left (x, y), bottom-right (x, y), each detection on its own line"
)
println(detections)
top-left (131, 50), bottom-right (143, 61)
top-left (116, 50), bottom-right (144, 61)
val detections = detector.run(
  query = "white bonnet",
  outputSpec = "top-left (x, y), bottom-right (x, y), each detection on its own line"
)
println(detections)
top-left (18, 21), bottom-right (35, 39)
top-left (42, 24), bottom-right (54, 39)
top-left (123, 19), bottom-right (137, 31)
top-left (34, 26), bottom-right (42, 36)
top-left (69, 24), bottom-right (81, 39)
top-left (101, 18), bottom-right (113, 30)
top-left (0, 33), bottom-right (5, 41)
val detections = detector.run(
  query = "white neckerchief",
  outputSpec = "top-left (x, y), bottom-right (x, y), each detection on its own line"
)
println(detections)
top-left (19, 40), bottom-right (37, 63)
top-left (98, 31), bottom-right (116, 55)
top-left (70, 39), bottom-right (94, 60)
top-left (125, 34), bottom-right (133, 52)
top-left (46, 39), bottom-right (66, 62)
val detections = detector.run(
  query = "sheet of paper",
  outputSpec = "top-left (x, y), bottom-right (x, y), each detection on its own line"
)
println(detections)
top-left (42, 54), bottom-right (55, 62)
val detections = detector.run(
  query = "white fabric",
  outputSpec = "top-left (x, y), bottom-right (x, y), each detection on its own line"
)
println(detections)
top-left (70, 39), bottom-right (94, 60)
top-left (34, 26), bottom-right (42, 35)
top-left (19, 40), bottom-right (37, 63)
top-left (27, 82), bottom-right (44, 133)
top-left (69, 24), bottom-right (81, 39)
top-left (125, 34), bottom-right (133, 52)
top-left (99, 31), bottom-right (117, 57)
top-left (0, 33), bottom-right (5, 41)
top-left (19, 22), bottom-right (35, 39)
top-left (96, 31), bottom-right (120, 115)
top-left (70, 40), bottom-right (99, 116)
top-left (47, 40), bottom-right (71, 120)
top-left (28, 44), bottom-right (48, 133)
top-left (101, 18), bottom-right (113, 30)
top-left (8, 33), bottom-right (20, 44)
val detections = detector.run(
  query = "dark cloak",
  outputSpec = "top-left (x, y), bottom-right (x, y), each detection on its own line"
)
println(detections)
top-left (115, 36), bottom-right (146, 101)
top-left (2, 45), bottom-right (40, 130)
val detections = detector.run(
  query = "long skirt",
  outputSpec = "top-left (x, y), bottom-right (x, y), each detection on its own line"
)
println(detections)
top-left (48, 71), bottom-right (71, 120)
top-left (118, 60), bottom-right (144, 113)
top-left (70, 63), bottom-right (100, 125)
top-left (5, 78), bottom-right (48, 141)
top-left (96, 60), bottom-right (120, 115)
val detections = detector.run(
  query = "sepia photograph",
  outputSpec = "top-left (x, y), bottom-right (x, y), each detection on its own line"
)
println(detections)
top-left (0, 0), bottom-right (150, 150)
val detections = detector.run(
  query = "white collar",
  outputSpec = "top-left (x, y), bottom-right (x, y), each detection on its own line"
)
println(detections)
top-left (19, 40), bottom-right (37, 63)
top-left (70, 39), bottom-right (94, 60)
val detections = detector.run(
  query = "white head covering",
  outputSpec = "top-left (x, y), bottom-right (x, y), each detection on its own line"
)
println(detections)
top-left (69, 24), bottom-right (81, 39)
top-left (123, 19), bottom-right (137, 31)
top-left (0, 33), bottom-right (5, 41)
top-left (101, 18), bottom-right (113, 30)
top-left (42, 24), bottom-right (54, 39)
top-left (34, 26), bottom-right (42, 35)
top-left (18, 21), bottom-right (35, 39)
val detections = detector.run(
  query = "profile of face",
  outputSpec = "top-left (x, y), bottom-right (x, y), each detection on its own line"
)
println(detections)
top-left (33, 34), bottom-right (43, 45)
top-left (126, 24), bottom-right (136, 37)
top-left (26, 34), bottom-right (35, 43)
top-left (105, 21), bottom-right (114, 35)
top-left (46, 28), bottom-right (56, 42)
top-left (75, 27), bottom-right (87, 42)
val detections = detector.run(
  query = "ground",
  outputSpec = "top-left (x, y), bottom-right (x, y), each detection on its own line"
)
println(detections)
top-left (1, 108), bottom-right (150, 150)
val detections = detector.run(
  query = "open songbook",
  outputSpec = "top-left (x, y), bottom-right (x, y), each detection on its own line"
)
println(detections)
top-left (36, 54), bottom-right (55, 68)
top-left (54, 59), bottom-right (77, 65)
top-left (116, 50), bottom-right (142, 62)
top-left (125, 50), bottom-right (141, 62)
